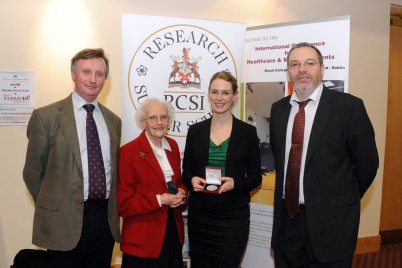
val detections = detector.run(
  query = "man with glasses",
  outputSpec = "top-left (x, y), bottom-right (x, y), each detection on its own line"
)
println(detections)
top-left (270, 42), bottom-right (378, 267)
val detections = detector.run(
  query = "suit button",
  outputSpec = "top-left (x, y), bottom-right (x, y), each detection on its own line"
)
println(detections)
top-left (78, 200), bottom-right (83, 204)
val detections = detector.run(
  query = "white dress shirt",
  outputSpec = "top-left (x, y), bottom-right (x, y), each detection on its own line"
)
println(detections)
top-left (145, 132), bottom-right (174, 206)
top-left (283, 83), bottom-right (323, 204)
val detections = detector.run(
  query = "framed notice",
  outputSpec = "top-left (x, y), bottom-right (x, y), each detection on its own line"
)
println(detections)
top-left (0, 70), bottom-right (35, 126)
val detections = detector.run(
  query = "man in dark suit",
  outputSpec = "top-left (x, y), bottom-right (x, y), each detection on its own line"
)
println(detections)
top-left (23, 48), bottom-right (121, 268)
top-left (270, 42), bottom-right (379, 267)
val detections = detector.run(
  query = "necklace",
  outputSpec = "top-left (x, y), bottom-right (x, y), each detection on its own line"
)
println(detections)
top-left (216, 125), bottom-right (226, 135)
top-left (212, 118), bottom-right (231, 136)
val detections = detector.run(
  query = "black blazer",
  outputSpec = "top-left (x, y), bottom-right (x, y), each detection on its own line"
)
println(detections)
top-left (270, 87), bottom-right (379, 262)
top-left (182, 115), bottom-right (262, 211)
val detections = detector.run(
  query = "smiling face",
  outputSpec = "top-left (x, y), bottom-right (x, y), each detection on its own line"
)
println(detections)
top-left (71, 58), bottom-right (107, 103)
top-left (141, 102), bottom-right (170, 146)
top-left (208, 78), bottom-right (238, 115)
top-left (288, 46), bottom-right (324, 100)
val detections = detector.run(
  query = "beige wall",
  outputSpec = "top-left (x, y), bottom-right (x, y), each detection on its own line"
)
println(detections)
top-left (0, 0), bottom-right (390, 266)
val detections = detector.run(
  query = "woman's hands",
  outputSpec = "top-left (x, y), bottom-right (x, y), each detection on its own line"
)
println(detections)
top-left (160, 188), bottom-right (186, 208)
top-left (218, 177), bottom-right (234, 194)
top-left (191, 176), bottom-right (234, 194)
top-left (191, 176), bottom-right (207, 192)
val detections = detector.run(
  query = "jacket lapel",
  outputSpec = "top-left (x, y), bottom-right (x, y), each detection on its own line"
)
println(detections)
top-left (226, 116), bottom-right (243, 162)
top-left (164, 138), bottom-right (179, 183)
top-left (138, 131), bottom-right (167, 185)
top-left (305, 87), bottom-right (335, 166)
top-left (199, 118), bottom-right (212, 167)
top-left (57, 95), bottom-right (82, 172)
top-left (277, 100), bottom-right (292, 169)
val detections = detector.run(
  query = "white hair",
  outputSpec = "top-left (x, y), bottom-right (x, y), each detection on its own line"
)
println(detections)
top-left (135, 98), bottom-right (175, 129)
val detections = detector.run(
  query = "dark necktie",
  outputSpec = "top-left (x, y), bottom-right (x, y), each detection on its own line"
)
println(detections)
top-left (83, 104), bottom-right (106, 199)
top-left (285, 99), bottom-right (310, 219)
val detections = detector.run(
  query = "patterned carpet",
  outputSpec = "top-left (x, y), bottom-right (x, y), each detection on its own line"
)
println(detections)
top-left (352, 242), bottom-right (402, 268)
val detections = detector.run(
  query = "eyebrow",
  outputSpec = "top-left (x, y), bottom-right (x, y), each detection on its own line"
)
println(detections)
top-left (289, 58), bottom-right (317, 62)
top-left (210, 89), bottom-right (231, 91)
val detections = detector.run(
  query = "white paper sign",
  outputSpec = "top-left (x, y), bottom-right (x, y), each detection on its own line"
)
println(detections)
top-left (0, 70), bottom-right (35, 125)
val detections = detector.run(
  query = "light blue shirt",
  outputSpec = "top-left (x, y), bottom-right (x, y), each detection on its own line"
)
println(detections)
top-left (72, 92), bottom-right (111, 200)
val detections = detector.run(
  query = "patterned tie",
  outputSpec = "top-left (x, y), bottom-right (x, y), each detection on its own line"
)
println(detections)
top-left (83, 104), bottom-right (106, 199)
top-left (285, 99), bottom-right (310, 219)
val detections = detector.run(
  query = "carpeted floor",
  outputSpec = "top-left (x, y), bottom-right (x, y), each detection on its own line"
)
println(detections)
top-left (352, 242), bottom-right (402, 268)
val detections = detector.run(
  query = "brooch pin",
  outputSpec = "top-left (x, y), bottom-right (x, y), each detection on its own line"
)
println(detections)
top-left (139, 151), bottom-right (147, 158)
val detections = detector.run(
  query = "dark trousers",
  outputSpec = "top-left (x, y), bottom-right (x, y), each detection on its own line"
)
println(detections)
top-left (47, 199), bottom-right (115, 268)
top-left (274, 200), bottom-right (352, 268)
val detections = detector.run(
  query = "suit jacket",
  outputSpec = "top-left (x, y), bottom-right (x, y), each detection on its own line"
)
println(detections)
top-left (23, 94), bottom-right (121, 251)
top-left (182, 116), bottom-right (262, 212)
top-left (117, 131), bottom-right (187, 258)
top-left (270, 87), bottom-right (379, 262)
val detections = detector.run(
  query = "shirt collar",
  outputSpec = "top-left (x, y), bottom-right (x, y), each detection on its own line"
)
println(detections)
top-left (290, 82), bottom-right (323, 106)
top-left (72, 91), bottom-right (100, 112)
top-left (145, 131), bottom-right (172, 152)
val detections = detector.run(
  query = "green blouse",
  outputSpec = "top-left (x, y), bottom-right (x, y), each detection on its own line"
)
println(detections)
top-left (208, 138), bottom-right (230, 176)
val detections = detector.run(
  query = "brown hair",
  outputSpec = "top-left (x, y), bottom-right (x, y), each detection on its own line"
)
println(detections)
top-left (71, 48), bottom-right (110, 78)
top-left (208, 71), bottom-right (238, 93)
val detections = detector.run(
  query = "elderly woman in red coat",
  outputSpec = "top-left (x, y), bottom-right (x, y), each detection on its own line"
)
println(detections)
top-left (117, 98), bottom-right (187, 268)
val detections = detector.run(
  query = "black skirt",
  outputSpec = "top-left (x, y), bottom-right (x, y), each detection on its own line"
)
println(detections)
top-left (122, 208), bottom-right (183, 268)
top-left (188, 205), bottom-right (250, 268)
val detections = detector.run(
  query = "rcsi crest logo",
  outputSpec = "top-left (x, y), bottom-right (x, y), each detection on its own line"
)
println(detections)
top-left (168, 47), bottom-right (201, 88)
top-left (128, 24), bottom-right (237, 137)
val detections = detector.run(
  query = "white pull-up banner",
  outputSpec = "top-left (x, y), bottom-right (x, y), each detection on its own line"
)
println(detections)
top-left (122, 14), bottom-right (246, 151)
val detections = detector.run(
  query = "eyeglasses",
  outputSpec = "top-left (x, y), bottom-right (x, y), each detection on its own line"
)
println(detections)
top-left (288, 60), bottom-right (320, 70)
top-left (210, 90), bottom-right (233, 97)
top-left (146, 114), bottom-right (169, 123)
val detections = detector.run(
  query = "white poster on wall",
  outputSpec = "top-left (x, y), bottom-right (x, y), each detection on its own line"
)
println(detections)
top-left (0, 70), bottom-right (35, 125)
top-left (122, 14), bottom-right (246, 151)
top-left (242, 16), bottom-right (350, 268)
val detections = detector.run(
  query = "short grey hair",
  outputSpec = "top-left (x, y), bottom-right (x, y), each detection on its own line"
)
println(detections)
top-left (135, 98), bottom-right (175, 129)
top-left (287, 42), bottom-right (324, 65)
